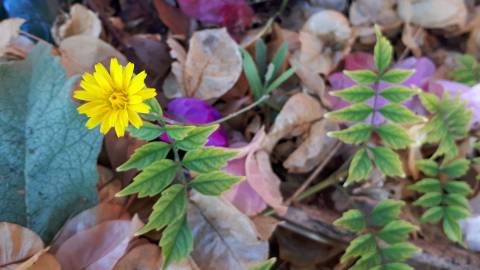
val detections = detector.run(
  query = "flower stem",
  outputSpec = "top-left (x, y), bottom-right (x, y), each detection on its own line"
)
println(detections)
top-left (204, 94), bottom-right (270, 126)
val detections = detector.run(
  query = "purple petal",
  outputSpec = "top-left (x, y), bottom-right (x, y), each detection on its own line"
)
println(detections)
top-left (344, 52), bottom-right (375, 70)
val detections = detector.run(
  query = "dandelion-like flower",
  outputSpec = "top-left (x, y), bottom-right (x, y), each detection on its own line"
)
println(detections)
top-left (74, 58), bottom-right (156, 137)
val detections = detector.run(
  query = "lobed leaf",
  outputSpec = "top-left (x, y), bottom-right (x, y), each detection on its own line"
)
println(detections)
top-left (381, 69), bottom-right (414, 83)
top-left (440, 159), bottom-right (470, 179)
top-left (409, 178), bottom-right (441, 193)
top-left (418, 92), bottom-right (439, 113)
top-left (164, 125), bottom-right (196, 141)
top-left (378, 221), bottom-right (417, 244)
top-left (420, 206), bottom-right (443, 224)
top-left (175, 125), bottom-right (219, 151)
top-left (370, 199), bottom-right (405, 226)
top-left (378, 104), bottom-right (424, 125)
top-left (381, 242), bottom-right (420, 262)
top-left (341, 234), bottom-right (377, 263)
top-left (415, 160), bottom-right (439, 177)
top-left (160, 215), bottom-right (193, 269)
top-left (334, 209), bottom-right (366, 233)
top-left (344, 70), bottom-right (378, 84)
top-left (346, 148), bottom-right (373, 185)
top-left (128, 122), bottom-right (163, 141)
top-left (413, 192), bottom-right (443, 208)
top-left (374, 26), bottom-right (393, 74)
top-left (380, 86), bottom-right (417, 103)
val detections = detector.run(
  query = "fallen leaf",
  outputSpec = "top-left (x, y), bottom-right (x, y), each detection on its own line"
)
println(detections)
top-left (12, 248), bottom-right (60, 270)
top-left (188, 192), bottom-right (269, 270)
top-left (113, 243), bottom-right (162, 270)
top-left (251, 215), bottom-right (281, 241)
top-left (283, 119), bottom-right (339, 173)
top-left (397, 0), bottom-right (467, 29)
top-left (163, 28), bottom-right (242, 100)
top-left (153, 0), bottom-right (190, 37)
top-left (0, 18), bottom-right (25, 56)
top-left (51, 4), bottom-right (102, 44)
top-left (0, 222), bottom-right (44, 267)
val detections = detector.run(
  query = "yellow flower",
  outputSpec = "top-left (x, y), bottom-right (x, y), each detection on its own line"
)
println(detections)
top-left (74, 58), bottom-right (157, 137)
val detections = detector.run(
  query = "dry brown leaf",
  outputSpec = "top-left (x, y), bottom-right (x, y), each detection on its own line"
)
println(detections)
top-left (153, 0), bottom-right (190, 37)
top-left (397, 0), bottom-right (467, 29)
top-left (188, 192), bottom-right (269, 270)
top-left (263, 93), bottom-right (324, 152)
top-left (12, 248), bottom-right (60, 270)
top-left (52, 4), bottom-right (102, 44)
top-left (113, 243), bottom-right (162, 270)
top-left (251, 215), bottom-right (281, 241)
top-left (0, 222), bottom-right (44, 268)
top-left (59, 35), bottom-right (127, 76)
top-left (401, 23), bottom-right (427, 57)
top-left (0, 18), bottom-right (25, 56)
top-left (163, 28), bottom-right (242, 100)
top-left (283, 119), bottom-right (339, 173)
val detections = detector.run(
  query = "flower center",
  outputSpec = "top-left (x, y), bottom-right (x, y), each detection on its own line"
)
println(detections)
top-left (109, 91), bottom-right (128, 110)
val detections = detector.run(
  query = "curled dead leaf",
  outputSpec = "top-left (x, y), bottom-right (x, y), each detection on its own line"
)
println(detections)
top-left (397, 0), bottom-right (467, 29)
top-left (163, 28), bottom-right (242, 100)
top-left (51, 4), bottom-right (102, 44)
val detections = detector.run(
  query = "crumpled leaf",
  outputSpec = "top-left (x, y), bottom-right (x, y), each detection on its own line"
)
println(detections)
top-left (9, 248), bottom-right (60, 270)
top-left (0, 18), bottom-right (25, 56)
top-left (54, 215), bottom-right (143, 270)
top-left (0, 222), bottom-right (44, 267)
top-left (164, 28), bottom-right (242, 100)
top-left (397, 0), bottom-right (467, 29)
top-left (51, 4), bottom-right (102, 44)
top-left (0, 43), bottom-right (102, 242)
top-left (283, 119), bottom-right (339, 173)
top-left (59, 35), bottom-right (127, 76)
top-left (188, 192), bottom-right (269, 270)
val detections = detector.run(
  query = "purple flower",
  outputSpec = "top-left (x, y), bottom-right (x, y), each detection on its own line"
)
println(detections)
top-left (163, 98), bottom-right (228, 146)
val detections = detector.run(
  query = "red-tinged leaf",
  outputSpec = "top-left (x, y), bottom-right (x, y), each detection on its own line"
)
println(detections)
top-left (153, 0), bottom-right (190, 36)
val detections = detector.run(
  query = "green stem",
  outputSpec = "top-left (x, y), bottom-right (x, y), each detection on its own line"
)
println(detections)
top-left (158, 117), bottom-right (187, 184)
top-left (204, 94), bottom-right (270, 126)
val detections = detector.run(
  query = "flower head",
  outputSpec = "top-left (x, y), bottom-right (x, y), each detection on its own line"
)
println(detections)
top-left (74, 59), bottom-right (156, 137)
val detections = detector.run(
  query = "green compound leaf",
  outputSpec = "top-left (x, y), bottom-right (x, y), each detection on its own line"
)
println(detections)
top-left (409, 178), bottom-right (441, 193)
top-left (376, 123), bottom-right (413, 150)
top-left (241, 48), bottom-right (264, 100)
top-left (160, 215), bottom-right (193, 269)
top-left (344, 70), bottom-right (379, 84)
top-left (381, 69), bottom-right (414, 83)
top-left (381, 263), bottom-right (414, 270)
top-left (380, 86), bottom-right (418, 103)
top-left (449, 54), bottom-right (480, 86)
top-left (378, 104), bottom-right (424, 124)
top-left (182, 147), bottom-right (238, 173)
top-left (144, 97), bottom-right (163, 120)
top-left (351, 253), bottom-right (381, 270)
top-left (248, 258), bottom-right (277, 270)
top-left (330, 85), bottom-right (376, 103)
top-left (341, 233), bottom-right (377, 263)
top-left (444, 181), bottom-right (472, 195)
top-left (175, 125), bottom-right (219, 151)
top-left (137, 184), bottom-right (187, 234)
top-left (378, 221), bottom-right (417, 244)
top-left (0, 44), bottom-right (102, 242)
top-left (164, 125), bottom-right (196, 141)
top-left (328, 123), bottom-right (373, 145)
top-left (413, 192), bottom-right (443, 208)
top-left (190, 171), bottom-right (243, 196)
top-left (370, 146), bottom-right (404, 178)
top-left (117, 142), bottom-right (171, 171)
top-left (445, 205), bottom-right (470, 221)
top-left (346, 148), bottom-right (373, 185)
top-left (374, 26), bottom-right (393, 74)
top-left (416, 160), bottom-right (439, 177)
top-left (334, 209), bottom-right (366, 233)
top-left (370, 199), bottom-right (405, 226)
top-left (420, 206), bottom-right (443, 224)
top-left (326, 103), bottom-right (374, 122)
top-left (444, 194), bottom-right (470, 209)
top-left (443, 217), bottom-right (463, 243)
top-left (440, 159), bottom-right (471, 179)
top-left (418, 92), bottom-right (440, 113)
top-left (117, 159), bottom-right (178, 198)
top-left (128, 122), bottom-right (164, 141)
top-left (382, 242), bottom-right (420, 262)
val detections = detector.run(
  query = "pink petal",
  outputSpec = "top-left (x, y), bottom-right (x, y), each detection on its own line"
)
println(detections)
top-left (344, 52), bottom-right (375, 70)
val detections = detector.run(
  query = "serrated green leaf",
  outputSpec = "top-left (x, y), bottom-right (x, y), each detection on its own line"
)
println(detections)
top-left (144, 98), bottom-right (163, 118)
top-left (334, 209), bottom-right (366, 233)
top-left (137, 184), bottom-right (187, 234)
top-left (444, 181), bottom-right (472, 195)
top-left (370, 146), bottom-right (404, 178)
top-left (409, 178), bottom-right (441, 193)
top-left (341, 234), bottom-right (377, 263)
top-left (344, 70), bottom-right (378, 84)
top-left (329, 123), bottom-right (372, 145)
top-left (160, 215), bottom-right (193, 269)
top-left (255, 39), bottom-right (267, 78)
top-left (381, 69), bottom-right (414, 83)
top-left (444, 194), bottom-right (470, 210)
top-left (117, 142), bottom-right (171, 171)
top-left (248, 258), bottom-right (277, 270)
top-left (416, 160), bottom-right (439, 177)
top-left (420, 206), bottom-right (443, 224)
top-left (175, 125), bottom-right (219, 151)
top-left (413, 192), bottom-right (443, 207)
top-left (443, 217), bottom-right (463, 243)
top-left (378, 104), bottom-right (424, 124)
top-left (241, 48), bottom-right (264, 100)
top-left (327, 103), bottom-right (374, 122)
top-left (190, 171), bottom-right (243, 196)
top-left (383, 263), bottom-right (414, 270)
top-left (128, 122), bottom-right (164, 141)
top-left (380, 86), bottom-right (417, 103)
top-left (378, 220), bottom-right (417, 244)
top-left (382, 242), bottom-right (420, 262)
top-left (432, 135), bottom-right (458, 162)
top-left (117, 159), bottom-right (178, 198)
top-left (370, 199), bottom-right (405, 226)
top-left (265, 66), bottom-right (296, 94)
top-left (419, 92), bottom-right (440, 113)
top-left (440, 159), bottom-right (471, 179)
top-left (445, 205), bottom-right (470, 220)
top-left (330, 85), bottom-right (376, 103)
top-left (164, 125), bottom-right (196, 141)
top-left (182, 147), bottom-right (238, 173)
top-left (449, 54), bottom-right (479, 86)
top-left (374, 27), bottom-right (393, 73)
top-left (346, 148), bottom-right (373, 185)
top-left (376, 123), bottom-right (413, 149)
top-left (350, 252), bottom-right (381, 270)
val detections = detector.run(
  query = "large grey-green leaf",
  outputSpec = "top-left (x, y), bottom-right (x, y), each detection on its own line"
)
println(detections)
top-left (0, 43), bottom-right (102, 242)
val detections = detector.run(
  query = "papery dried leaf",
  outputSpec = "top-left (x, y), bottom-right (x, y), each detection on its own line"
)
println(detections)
top-left (51, 4), bottom-right (102, 44)
top-left (12, 248), bottom-right (60, 270)
top-left (164, 28), bottom-right (242, 100)
top-left (0, 222), bottom-right (44, 267)
top-left (0, 18), bottom-right (25, 56)
top-left (251, 215), bottom-right (280, 241)
top-left (113, 244), bottom-right (162, 270)
top-left (188, 192), bottom-right (269, 270)
top-left (397, 0), bottom-right (467, 29)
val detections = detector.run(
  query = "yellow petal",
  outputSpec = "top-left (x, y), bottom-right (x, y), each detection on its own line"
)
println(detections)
top-left (94, 63), bottom-right (113, 91)
top-left (136, 88), bottom-right (157, 100)
top-left (85, 114), bottom-right (104, 129)
top-left (127, 71), bottom-right (146, 94)
top-left (128, 95), bottom-right (143, 104)
top-left (110, 58), bottom-right (124, 90)
top-left (109, 110), bottom-right (120, 127)
top-left (77, 101), bottom-right (106, 115)
top-left (123, 62), bottom-right (134, 89)
top-left (129, 103), bottom-right (150, 114)
top-left (128, 109), bottom-right (143, 128)
top-left (100, 112), bottom-right (113, 134)
top-left (114, 122), bottom-right (126, 137)
top-left (119, 109), bottom-right (129, 129)
top-left (74, 90), bottom-right (101, 101)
